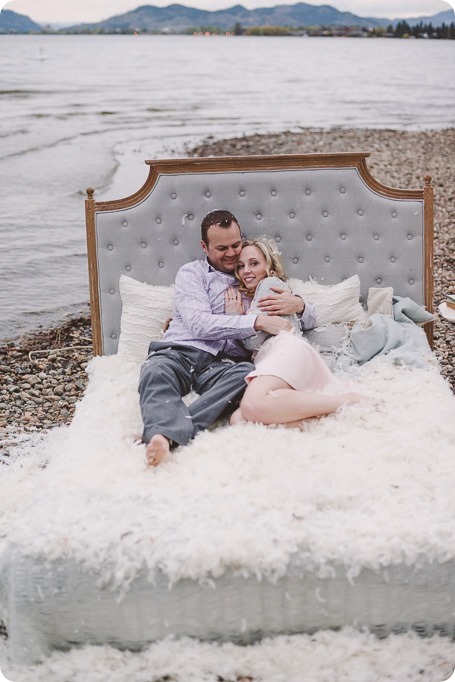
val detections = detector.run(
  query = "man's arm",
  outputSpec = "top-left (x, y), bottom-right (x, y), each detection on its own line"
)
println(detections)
top-left (254, 314), bottom-right (292, 335)
top-left (174, 266), bottom-right (258, 340)
top-left (257, 286), bottom-right (316, 331)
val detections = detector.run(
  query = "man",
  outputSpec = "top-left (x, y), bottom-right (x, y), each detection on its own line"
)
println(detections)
top-left (139, 209), bottom-right (315, 467)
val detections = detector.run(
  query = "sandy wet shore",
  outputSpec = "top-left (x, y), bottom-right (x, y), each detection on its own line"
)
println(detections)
top-left (1, 128), bottom-right (453, 442)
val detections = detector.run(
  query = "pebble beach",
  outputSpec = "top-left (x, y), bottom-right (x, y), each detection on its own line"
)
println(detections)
top-left (1, 128), bottom-right (454, 443)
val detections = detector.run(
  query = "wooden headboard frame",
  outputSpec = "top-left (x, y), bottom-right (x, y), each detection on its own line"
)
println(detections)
top-left (85, 153), bottom-right (434, 356)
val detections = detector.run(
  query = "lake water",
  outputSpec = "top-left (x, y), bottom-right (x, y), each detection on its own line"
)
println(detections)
top-left (1, 35), bottom-right (454, 341)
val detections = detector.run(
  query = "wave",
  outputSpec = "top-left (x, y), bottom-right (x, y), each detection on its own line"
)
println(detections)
top-left (0, 89), bottom-right (61, 97)
top-left (0, 302), bottom-right (91, 344)
top-left (0, 128), bottom-right (29, 139)
top-left (0, 121), bottom-right (152, 162)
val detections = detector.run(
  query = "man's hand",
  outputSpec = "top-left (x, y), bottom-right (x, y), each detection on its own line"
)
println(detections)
top-left (258, 287), bottom-right (304, 316)
top-left (255, 314), bottom-right (292, 335)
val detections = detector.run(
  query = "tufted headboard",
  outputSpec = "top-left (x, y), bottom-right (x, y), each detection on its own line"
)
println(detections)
top-left (85, 154), bottom-right (434, 356)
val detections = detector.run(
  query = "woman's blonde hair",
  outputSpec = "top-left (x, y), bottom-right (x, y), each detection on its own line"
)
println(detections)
top-left (235, 237), bottom-right (286, 292)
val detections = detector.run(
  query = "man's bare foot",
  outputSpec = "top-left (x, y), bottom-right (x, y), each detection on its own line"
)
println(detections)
top-left (230, 408), bottom-right (247, 425)
top-left (146, 434), bottom-right (170, 467)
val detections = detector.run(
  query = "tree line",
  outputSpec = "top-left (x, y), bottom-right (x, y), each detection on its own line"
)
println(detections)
top-left (188, 21), bottom-right (455, 38)
top-left (385, 20), bottom-right (455, 38)
top-left (46, 21), bottom-right (455, 37)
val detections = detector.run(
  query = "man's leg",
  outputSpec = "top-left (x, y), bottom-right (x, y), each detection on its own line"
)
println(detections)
top-left (189, 357), bottom-right (254, 437)
top-left (139, 343), bottom-right (195, 448)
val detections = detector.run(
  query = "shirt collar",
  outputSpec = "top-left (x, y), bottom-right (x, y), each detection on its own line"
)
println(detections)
top-left (204, 257), bottom-right (236, 281)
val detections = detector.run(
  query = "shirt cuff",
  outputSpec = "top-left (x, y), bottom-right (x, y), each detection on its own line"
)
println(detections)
top-left (299, 301), bottom-right (316, 330)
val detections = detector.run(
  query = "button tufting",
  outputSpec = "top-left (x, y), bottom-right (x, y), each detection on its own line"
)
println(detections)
top-left (141, 242), bottom-right (147, 248)
top-left (306, 235), bottom-right (312, 241)
top-left (340, 187), bottom-right (346, 194)
top-left (358, 257), bottom-right (364, 263)
top-left (392, 211), bottom-right (398, 218)
top-left (156, 218), bottom-right (162, 224)
top-left (111, 333), bottom-right (117, 339)
top-left (376, 278), bottom-right (382, 284)
top-left (188, 214), bottom-right (194, 220)
top-left (275, 236), bottom-right (281, 242)
top-left (305, 189), bottom-right (311, 196)
top-left (340, 233), bottom-right (346, 240)
top-left (271, 190), bottom-right (277, 196)
top-left (239, 190), bottom-right (245, 197)
top-left (158, 261), bottom-right (164, 268)
top-left (171, 193), bottom-right (177, 199)
top-left (256, 213), bottom-right (262, 220)
top-left (289, 212), bottom-right (295, 219)
top-left (409, 279), bottom-right (415, 285)
top-left (390, 257), bottom-right (396, 263)
top-left (292, 257), bottom-right (298, 264)
top-left (109, 288), bottom-right (115, 294)
top-left (205, 191), bottom-right (211, 198)
top-left (322, 211), bottom-right (328, 217)
top-left (107, 244), bottom-right (113, 251)
top-left (357, 210), bottom-right (364, 216)
top-left (407, 234), bottom-right (413, 240)
top-left (126, 265), bottom-right (131, 271)
top-left (373, 234), bottom-right (380, 240)
top-left (122, 220), bottom-right (128, 227)
top-left (324, 256), bottom-right (330, 262)
top-left (173, 239), bottom-right (179, 246)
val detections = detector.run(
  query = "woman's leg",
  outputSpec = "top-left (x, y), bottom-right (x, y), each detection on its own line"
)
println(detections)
top-left (230, 407), bottom-right (247, 425)
top-left (240, 375), bottom-right (363, 425)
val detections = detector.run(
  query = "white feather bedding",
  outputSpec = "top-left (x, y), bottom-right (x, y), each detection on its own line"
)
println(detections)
top-left (1, 349), bottom-right (455, 595)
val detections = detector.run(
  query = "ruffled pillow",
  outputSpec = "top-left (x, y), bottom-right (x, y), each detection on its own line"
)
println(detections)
top-left (117, 275), bottom-right (174, 363)
top-left (287, 274), bottom-right (367, 327)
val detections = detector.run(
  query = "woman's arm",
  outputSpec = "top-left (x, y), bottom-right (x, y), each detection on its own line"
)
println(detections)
top-left (256, 281), bottom-right (316, 330)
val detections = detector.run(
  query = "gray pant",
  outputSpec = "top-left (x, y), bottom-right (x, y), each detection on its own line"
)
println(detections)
top-left (139, 342), bottom-right (254, 446)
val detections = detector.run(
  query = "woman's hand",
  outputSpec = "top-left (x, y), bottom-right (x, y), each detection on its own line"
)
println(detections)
top-left (224, 287), bottom-right (244, 315)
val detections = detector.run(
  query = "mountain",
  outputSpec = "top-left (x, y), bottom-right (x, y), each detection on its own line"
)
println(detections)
top-left (66, 2), bottom-right (388, 33)
top-left (0, 9), bottom-right (42, 33)
top-left (397, 8), bottom-right (455, 26)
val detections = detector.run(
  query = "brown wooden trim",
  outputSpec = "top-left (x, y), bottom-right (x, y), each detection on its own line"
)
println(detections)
top-left (423, 174), bottom-right (434, 348)
top-left (85, 188), bottom-right (103, 356)
top-left (92, 165), bottom-right (160, 213)
top-left (145, 152), bottom-right (370, 171)
top-left (357, 158), bottom-right (424, 200)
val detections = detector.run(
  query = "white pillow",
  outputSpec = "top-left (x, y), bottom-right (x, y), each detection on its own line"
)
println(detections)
top-left (117, 275), bottom-right (174, 363)
top-left (287, 274), bottom-right (367, 326)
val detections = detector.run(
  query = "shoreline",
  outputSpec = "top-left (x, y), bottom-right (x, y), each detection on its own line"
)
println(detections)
top-left (1, 127), bottom-right (454, 439)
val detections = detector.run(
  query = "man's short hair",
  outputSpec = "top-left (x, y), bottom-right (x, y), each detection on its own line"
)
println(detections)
top-left (201, 210), bottom-right (240, 246)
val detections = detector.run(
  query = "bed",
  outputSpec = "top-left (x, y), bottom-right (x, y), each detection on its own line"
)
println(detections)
top-left (1, 153), bottom-right (455, 666)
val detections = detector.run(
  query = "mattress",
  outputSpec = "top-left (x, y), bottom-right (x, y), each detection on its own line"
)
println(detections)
top-left (2, 549), bottom-right (455, 665)
top-left (1, 346), bottom-right (455, 665)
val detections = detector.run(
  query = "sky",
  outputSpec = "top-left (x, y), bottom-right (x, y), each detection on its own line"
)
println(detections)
top-left (2, 0), bottom-right (454, 24)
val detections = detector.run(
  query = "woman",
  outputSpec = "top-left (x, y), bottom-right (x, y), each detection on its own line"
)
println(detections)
top-left (225, 238), bottom-right (363, 427)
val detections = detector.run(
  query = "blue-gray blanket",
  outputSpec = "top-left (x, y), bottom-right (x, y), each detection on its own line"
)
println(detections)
top-left (342, 297), bottom-right (434, 368)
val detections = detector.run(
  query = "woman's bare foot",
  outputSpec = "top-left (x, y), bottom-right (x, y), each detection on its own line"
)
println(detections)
top-left (230, 408), bottom-right (247, 425)
top-left (340, 392), bottom-right (368, 406)
top-left (146, 434), bottom-right (170, 467)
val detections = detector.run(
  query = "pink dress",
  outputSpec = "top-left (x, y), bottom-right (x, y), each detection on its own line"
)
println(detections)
top-left (245, 330), bottom-right (340, 393)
